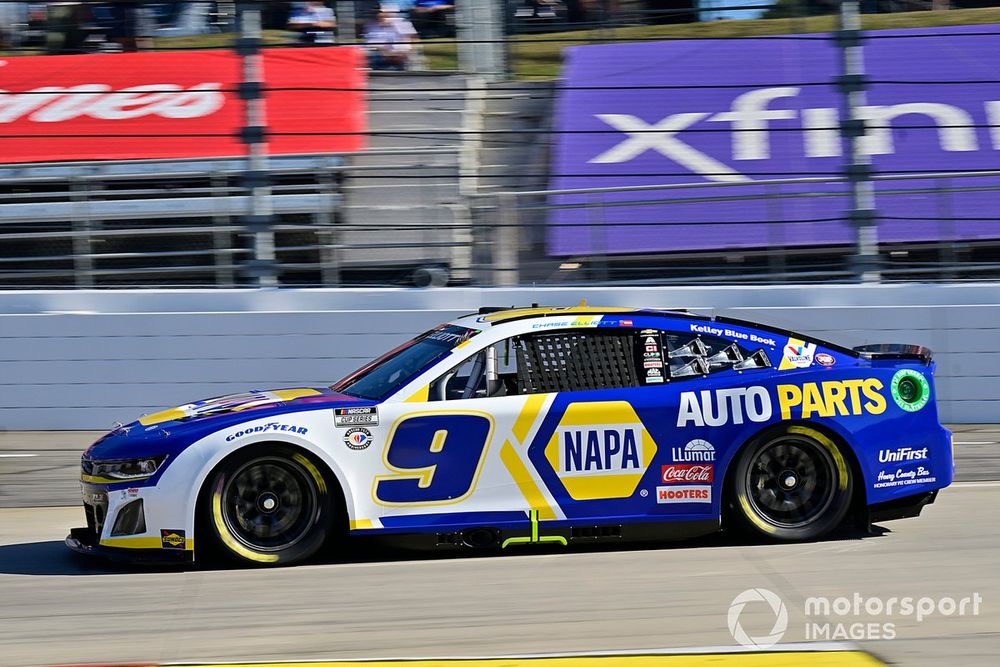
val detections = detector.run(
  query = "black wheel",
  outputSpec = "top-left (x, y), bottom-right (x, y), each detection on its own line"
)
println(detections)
top-left (204, 445), bottom-right (333, 566)
top-left (731, 425), bottom-right (853, 541)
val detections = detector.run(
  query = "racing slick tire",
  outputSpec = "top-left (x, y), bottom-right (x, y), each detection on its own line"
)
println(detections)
top-left (202, 444), bottom-right (334, 566)
top-left (730, 424), bottom-right (853, 541)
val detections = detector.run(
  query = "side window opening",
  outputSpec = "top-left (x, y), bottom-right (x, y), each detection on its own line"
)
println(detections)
top-left (425, 326), bottom-right (771, 400)
top-left (660, 331), bottom-right (771, 381)
top-left (429, 339), bottom-right (520, 401)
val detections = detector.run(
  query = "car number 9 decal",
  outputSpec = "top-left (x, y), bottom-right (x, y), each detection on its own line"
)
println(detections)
top-left (373, 412), bottom-right (494, 506)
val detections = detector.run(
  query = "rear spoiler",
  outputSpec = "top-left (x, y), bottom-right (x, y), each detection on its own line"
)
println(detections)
top-left (854, 343), bottom-right (932, 364)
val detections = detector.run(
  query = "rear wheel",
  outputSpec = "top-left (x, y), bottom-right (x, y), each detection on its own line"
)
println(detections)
top-left (731, 425), bottom-right (853, 541)
top-left (204, 445), bottom-right (333, 566)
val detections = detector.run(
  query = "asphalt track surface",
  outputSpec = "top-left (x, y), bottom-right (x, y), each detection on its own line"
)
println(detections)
top-left (0, 428), bottom-right (998, 667)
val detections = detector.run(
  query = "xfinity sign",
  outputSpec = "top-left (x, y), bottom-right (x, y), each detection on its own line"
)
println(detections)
top-left (590, 87), bottom-right (996, 182)
top-left (548, 25), bottom-right (1000, 256)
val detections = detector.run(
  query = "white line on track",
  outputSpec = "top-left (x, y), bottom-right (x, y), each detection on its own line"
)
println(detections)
top-left (0, 454), bottom-right (37, 458)
top-left (953, 441), bottom-right (998, 445)
top-left (951, 481), bottom-right (1000, 488)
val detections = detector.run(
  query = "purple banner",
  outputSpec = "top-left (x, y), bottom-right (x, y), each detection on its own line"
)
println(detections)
top-left (548, 25), bottom-right (1000, 256)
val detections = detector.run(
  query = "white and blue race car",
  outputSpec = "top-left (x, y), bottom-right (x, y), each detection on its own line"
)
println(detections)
top-left (68, 305), bottom-right (952, 566)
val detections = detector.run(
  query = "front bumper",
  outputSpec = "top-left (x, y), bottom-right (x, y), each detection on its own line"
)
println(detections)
top-left (66, 526), bottom-right (192, 564)
top-left (68, 480), bottom-right (195, 564)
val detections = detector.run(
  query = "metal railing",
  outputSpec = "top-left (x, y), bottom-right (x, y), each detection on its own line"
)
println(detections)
top-left (469, 169), bottom-right (1000, 286)
top-left (0, 151), bottom-right (474, 288)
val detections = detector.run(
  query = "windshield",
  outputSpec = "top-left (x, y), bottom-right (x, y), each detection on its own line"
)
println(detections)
top-left (331, 324), bottom-right (478, 400)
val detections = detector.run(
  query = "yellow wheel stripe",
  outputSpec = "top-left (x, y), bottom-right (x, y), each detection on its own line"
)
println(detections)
top-left (788, 425), bottom-right (850, 491)
top-left (211, 487), bottom-right (279, 563)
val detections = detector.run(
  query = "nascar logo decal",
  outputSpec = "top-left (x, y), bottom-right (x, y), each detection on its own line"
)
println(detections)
top-left (544, 401), bottom-right (657, 501)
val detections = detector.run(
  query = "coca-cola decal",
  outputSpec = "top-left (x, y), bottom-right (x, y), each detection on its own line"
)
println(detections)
top-left (661, 463), bottom-right (714, 484)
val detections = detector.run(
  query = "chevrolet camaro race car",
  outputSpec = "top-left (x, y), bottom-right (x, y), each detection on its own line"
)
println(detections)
top-left (68, 305), bottom-right (953, 566)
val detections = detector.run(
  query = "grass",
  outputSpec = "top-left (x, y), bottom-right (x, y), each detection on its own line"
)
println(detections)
top-left (6, 8), bottom-right (1000, 79)
top-left (424, 7), bottom-right (1000, 79)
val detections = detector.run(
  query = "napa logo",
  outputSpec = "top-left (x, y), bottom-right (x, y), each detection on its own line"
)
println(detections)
top-left (544, 401), bottom-right (657, 500)
top-left (558, 425), bottom-right (642, 475)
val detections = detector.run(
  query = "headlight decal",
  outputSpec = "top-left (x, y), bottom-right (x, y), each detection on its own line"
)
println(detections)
top-left (81, 455), bottom-right (167, 484)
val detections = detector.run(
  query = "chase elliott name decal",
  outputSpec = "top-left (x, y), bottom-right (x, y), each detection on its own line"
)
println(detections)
top-left (677, 380), bottom-right (887, 426)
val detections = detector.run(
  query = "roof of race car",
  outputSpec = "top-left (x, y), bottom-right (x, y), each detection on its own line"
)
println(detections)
top-left (456, 305), bottom-right (700, 326)
top-left (452, 304), bottom-right (860, 357)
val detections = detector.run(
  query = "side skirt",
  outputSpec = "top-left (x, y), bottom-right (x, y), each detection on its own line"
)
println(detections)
top-left (356, 518), bottom-right (720, 552)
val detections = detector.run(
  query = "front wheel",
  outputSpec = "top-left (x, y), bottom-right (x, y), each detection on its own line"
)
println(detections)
top-left (204, 445), bottom-right (333, 566)
top-left (731, 425), bottom-right (853, 541)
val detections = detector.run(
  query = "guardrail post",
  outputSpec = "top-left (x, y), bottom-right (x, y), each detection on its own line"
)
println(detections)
top-left (493, 192), bottom-right (520, 286)
top-left (837, 0), bottom-right (880, 283)
top-left (457, 0), bottom-right (507, 82)
top-left (237, 2), bottom-right (277, 287)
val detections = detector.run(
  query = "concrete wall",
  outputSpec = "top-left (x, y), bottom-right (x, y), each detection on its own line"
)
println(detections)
top-left (1, 285), bottom-right (996, 429)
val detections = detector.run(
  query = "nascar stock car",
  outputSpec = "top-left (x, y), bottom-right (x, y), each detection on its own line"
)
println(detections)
top-left (67, 305), bottom-right (952, 566)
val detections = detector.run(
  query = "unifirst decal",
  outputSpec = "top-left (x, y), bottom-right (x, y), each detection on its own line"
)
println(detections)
top-left (776, 379), bottom-right (886, 419)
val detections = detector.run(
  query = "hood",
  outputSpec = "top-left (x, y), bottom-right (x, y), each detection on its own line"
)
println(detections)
top-left (84, 388), bottom-right (373, 463)
top-left (135, 388), bottom-right (336, 427)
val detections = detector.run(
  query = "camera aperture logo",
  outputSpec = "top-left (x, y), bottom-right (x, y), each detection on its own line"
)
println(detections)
top-left (728, 589), bottom-right (983, 646)
top-left (727, 588), bottom-right (788, 649)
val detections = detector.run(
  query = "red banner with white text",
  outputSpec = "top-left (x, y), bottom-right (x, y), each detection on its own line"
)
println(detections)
top-left (0, 47), bottom-right (367, 164)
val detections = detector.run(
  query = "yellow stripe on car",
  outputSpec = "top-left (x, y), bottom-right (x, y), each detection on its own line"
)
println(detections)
top-left (500, 441), bottom-right (557, 521)
top-left (480, 306), bottom-right (632, 322)
top-left (138, 407), bottom-right (188, 426)
top-left (271, 388), bottom-right (322, 400)
top-left (405, 385), bottom-right (430, 402)
top-left (100, 536), bottom-right (195, 551)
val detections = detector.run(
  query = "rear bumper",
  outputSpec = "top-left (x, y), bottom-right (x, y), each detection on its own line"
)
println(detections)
top-left (66, 526), bottom-right (192, 565)
top-left (868, 490), bottom-right (938, 525)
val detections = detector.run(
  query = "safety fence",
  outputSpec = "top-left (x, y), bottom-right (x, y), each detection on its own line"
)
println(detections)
top-left (3, 4), bottom-right (1000, 288)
